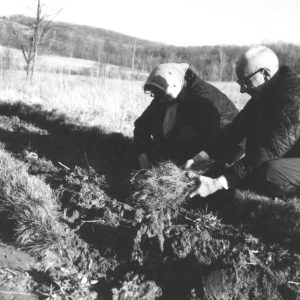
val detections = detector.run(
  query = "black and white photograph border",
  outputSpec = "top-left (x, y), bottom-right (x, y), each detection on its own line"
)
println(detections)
top-left (0, 0), bottom-right (299, 299)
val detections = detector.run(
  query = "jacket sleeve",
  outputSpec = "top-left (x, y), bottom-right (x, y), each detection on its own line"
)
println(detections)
top-left (203, 103), bottom-right (222, 153)
top-left (133, 100), bottom-right (156, 154)
top-left (209, 98), bottom-right (254, 162)
top-left (224, 93), bottom-right (300, 187)
top-left (223, 97), bottom-right (258, 145)
top-left (195, 99), bottom-right (221, 152)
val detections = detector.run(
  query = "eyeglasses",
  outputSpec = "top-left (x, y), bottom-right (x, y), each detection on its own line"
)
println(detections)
top-left (145, 87), bottom-right (166, 99)
top-left (237, 68), bottom-right (268, 88)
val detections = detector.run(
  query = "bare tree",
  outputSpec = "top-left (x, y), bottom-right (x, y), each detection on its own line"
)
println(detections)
top-left (11, 0), bottom-right (60, 80)
top-left (218, 48), bottom-right (227, 81)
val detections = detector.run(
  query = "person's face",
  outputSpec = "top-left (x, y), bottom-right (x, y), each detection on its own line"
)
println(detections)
top-left (237, 67), bottom-right (270, 96)
top-left (147, 87), bottom-right (176, 105)
top-left (157, 90), bottom-right (175, 104)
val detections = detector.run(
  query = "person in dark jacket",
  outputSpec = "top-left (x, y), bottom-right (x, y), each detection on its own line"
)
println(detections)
top-left (189, 46), bottom-right (300, 198)
top-left (134, 63), bottom-right (238, 168)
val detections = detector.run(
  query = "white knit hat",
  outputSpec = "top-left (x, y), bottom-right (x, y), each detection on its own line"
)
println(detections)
top-left (144, 63), bottom-right (189, 99)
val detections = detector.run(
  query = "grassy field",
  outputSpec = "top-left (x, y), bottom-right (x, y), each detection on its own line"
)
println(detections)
top-left (0, 52), bottom-right (299, 299)
top-left (0, 54), bottom-right (249, 138)
top-left (0, 70), bottom-right (147, 136)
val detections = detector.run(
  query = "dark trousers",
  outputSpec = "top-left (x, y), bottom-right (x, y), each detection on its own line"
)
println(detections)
top-left (242, 158), bottom-right (300, 197)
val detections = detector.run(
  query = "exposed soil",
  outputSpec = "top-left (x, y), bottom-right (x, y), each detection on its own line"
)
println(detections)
top-left (0, 100), bottom-right (299, 299)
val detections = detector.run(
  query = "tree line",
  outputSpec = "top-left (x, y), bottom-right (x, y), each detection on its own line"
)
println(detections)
top-left (1, 15), bottom-right (300, 81)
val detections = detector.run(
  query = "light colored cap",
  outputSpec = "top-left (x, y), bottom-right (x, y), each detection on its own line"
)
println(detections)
top-left (144, 63), bottom-right (189, 99)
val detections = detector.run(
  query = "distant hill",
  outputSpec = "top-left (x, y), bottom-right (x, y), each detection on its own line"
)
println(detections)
top-left (1, 15), bottom-right (300, 81)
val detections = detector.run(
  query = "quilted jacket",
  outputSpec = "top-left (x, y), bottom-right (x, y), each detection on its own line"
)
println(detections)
top-left (217, 66), bottom-right (300, 186)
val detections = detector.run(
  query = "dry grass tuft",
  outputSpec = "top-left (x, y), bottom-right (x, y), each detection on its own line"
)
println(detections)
top-left (0, 191), bottom-right (61, 253)
top-left (131, 162), bottom-right (196, 212)
top-left (192, 209), bottom-right (224, 232)
top-left (0, 144), bottom-right (63, 253)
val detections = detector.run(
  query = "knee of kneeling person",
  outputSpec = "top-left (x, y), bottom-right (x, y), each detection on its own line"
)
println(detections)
top-left (256, 160), bottom-right (289, 191)
top-left (255, 160), bottom-right (283, 185)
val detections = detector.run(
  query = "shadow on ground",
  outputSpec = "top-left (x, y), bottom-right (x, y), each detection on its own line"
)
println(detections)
top-left (0, 100), bottom-right (300, 299)
top-left (0, 100), bottom-right (136, 202)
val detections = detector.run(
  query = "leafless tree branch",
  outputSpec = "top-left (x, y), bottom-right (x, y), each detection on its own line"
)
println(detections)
top-left (9, 0), bottom-right (60, 80)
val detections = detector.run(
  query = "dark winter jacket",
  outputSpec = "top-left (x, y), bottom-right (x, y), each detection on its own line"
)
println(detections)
top-left (134, 69), bottom-right (238, 164)
top-left (215, 66), bottom-right (300, 187)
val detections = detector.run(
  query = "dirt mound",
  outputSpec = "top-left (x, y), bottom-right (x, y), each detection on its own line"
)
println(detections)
top-left (0, 107), bottom-right (299, 299)
top-left (131, 208), bottom-right (299, 299)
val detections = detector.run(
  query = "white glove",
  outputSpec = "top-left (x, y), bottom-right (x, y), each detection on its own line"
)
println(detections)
top-left (138, 153), bottom-right (151, 169)
top-left (184, 151), bottom-right (210, 169)
top-left (188, 174), bottom-right (228, 198)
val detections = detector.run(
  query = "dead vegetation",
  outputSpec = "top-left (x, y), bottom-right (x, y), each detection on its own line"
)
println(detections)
top-left (0, 100), bottom-right (298, 299)
top-left (131, 162), bottom-right (196, 212)
top-left (0, 146), bottom-right (61, 252)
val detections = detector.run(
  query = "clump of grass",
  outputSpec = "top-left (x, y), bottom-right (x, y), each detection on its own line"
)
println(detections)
top-left (0, 190), bottom-right (62, 253)
top-left (131, 162), bottom-right (196, 212)
top-left (0, 144), bottom-right (63, 252)
top-left (192, 209), bottom-right (224, 232)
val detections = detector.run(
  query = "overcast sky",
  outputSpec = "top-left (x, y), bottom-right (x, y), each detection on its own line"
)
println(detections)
top-left (1, 0), bottom-right (300, 46)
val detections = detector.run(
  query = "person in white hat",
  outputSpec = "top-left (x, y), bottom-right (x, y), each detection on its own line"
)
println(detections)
top-left (189, 46), bottom-right (300, 198)
top-left (134, 63), bottom-right (239, 169)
